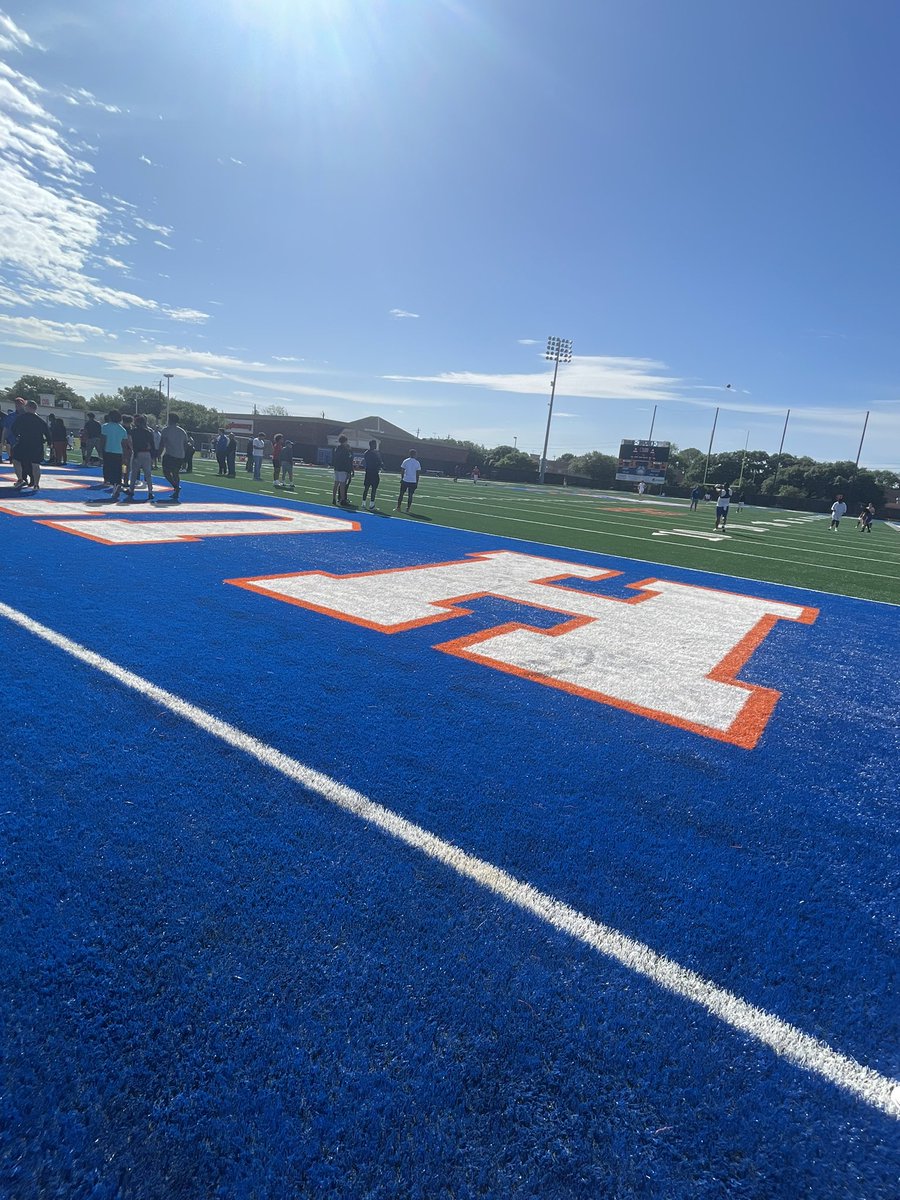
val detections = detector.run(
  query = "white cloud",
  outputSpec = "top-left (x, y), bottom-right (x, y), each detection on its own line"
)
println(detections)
top-left (389, 308), bottom-right (419, 319)
top-left (0, 314), bottom-right (114, 344)
top-left (517, 338), bottom-right (540, 345)
top-left (138, 154), bottom-right (154, 166)
top-left (0, 25), bottom-right (207, 326)
top-left (153, 239), bottom-right (171, 250)
top-left (0, 13), bottom-right (36, 52)
top-left (385, 355), bottom-right (682, 402)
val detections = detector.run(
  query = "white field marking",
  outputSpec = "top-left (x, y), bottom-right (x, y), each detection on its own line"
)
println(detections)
top-left (400, 501), bottom-right (900, 582)
top-left (0, 599), bottom-right (896, 1119)
top-left (177, 475), bottom-right (900, 599)
top-left (652, 529), bottom-right (731, 542)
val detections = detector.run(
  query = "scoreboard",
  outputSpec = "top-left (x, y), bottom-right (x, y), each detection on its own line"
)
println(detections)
top-left (616, 440), bottom-right (670, 485)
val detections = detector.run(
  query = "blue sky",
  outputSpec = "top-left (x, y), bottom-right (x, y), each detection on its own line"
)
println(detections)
top-left (1, 0), bottom-right (898, 469)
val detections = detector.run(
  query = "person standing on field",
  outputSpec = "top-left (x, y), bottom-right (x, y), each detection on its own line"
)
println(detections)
top-left (251, 434), bottom-right (265, 481)
top-left (361, 439), bottom-right (383, 509)
top-left (714, 484), bottom-right (732, 530)
top-left (225, 433), bottom-right (237, 476)
top-left (159, 412), bottom-right (189, 502)
top-left (126, 414), bottom-right (156, 501)
top-left (10, 401), bottom-right (47, 492)
top-left (215, 430), bottom-right (228, 475)
top-left (277, 437), bottom-right (294, 489)
top-left (396, 448), bottom-right (421, 512)
top-left (829, 494), bottom-right (848, 531)
top-left (332, 435), bottom-right (353, 505)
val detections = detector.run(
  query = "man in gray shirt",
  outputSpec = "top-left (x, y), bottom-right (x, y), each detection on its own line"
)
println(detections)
top-left (158, 412), bottom-right (189, 502)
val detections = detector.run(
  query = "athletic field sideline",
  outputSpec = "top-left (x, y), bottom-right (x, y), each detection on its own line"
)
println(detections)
top-left (1, 463), bottom-right (897, 1199)
top-left (187, 457), bottom-right (899, 605)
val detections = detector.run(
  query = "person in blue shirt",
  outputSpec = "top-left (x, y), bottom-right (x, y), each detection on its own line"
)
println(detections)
top-left (215, 431), bottom-right (229, 475)
top-left (100, 410), bottom-right (129, 493)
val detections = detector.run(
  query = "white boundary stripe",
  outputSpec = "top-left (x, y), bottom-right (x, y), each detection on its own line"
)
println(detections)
top-left (2, 597), bottom-right (897, 1120)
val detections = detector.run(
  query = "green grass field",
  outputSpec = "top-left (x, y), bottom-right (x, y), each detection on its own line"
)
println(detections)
top-left (186, 458), bottom-right (900, 604)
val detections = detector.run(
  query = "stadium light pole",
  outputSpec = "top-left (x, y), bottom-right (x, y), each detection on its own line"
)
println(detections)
top-left (737, 429), bottom-right (751, 491)
top-left (540, 336), bottom-right (573, 484)
top-left (770, 408), bottom-right (791, 496)
top-left (855, 410), bottom-right (870, 467)
top-left (164, 373), bottom-right (174, 421)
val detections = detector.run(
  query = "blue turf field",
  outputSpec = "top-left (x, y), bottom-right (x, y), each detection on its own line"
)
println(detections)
top-left (1, 469), bottom-right (898, 1198)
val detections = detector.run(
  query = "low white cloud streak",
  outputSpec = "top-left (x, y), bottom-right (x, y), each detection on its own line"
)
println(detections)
top-left (389, 308), bottom-right (419, 319)
top-left (0, 17), bottom-right (204, 326)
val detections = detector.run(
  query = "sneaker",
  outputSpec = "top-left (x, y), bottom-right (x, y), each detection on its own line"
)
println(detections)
top-left (12, 480), bottom-right (25, 490)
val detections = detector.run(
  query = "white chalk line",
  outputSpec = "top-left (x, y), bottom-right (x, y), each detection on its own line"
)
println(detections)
top-left (2, 598), bottom-right (896, 1120)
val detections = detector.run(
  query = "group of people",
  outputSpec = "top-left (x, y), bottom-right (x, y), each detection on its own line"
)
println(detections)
top-left (81, 411), bottom-right (191, 503)
top-left (829, 495), bottom-right (877, 533)
top-left (80, 413), bottom-right (196, 475)
top-left (331, 435), bottom-right (421, 512)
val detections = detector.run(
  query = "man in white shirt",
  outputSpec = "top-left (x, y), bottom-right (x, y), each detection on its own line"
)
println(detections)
top-left (714, 485), bottom-right (732, 530)
top-left (251, 434), bottom-right (265, 481)
top-left (829, 494), bottom-right (848, 531)
top-left (396, 449), bottom-right (422, 513)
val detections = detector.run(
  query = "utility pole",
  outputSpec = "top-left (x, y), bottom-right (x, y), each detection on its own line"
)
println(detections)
top-left (163, 373), bottom-right (174, 421)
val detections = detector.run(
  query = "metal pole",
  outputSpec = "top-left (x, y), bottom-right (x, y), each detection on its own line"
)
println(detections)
top-left (164, 373), bottom-right (174, 421)
top-left (648, 404), bottom-right (657, 441)
top-left (737, 429), bottom-right (750, 491)
top-left (702, 407), bottom-right (719, 485)
top-left (539, 353), bottom-right (561, 485)
top-left (855, 411), bottom-right (870, 467)
top-left (771, 408), bottom-right (790, 494)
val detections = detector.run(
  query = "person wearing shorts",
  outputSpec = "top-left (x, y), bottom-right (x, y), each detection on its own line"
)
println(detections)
top-left (396, 448), bottom-right (421, 512)
top-left (829, 495), bottom-right (847, 531)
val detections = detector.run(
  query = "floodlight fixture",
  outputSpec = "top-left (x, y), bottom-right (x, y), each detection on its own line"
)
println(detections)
top-left (539, 336), bottom-right (573, 484)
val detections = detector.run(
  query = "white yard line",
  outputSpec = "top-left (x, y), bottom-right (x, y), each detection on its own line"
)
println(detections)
top-left (0, 599), bottom-right (897, 1119)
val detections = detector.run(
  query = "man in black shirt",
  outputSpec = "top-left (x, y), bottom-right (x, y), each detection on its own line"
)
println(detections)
top-left (361, 439), bottom-right (383, 510)
top-left (332, 435), bottom-right (353, 506)
top-left (124, 414), bottom-right (156, 501)
top-left (11, 401), bottom-right (48, 492)
top-left (83, 412), bottom-right (102, 465)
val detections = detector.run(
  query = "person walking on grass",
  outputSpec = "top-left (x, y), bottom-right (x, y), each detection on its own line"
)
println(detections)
top-left (332, 435), bottom-right (352, 505)
top-left (829, 494), bottom-right (847, 531)
top-left (125, 414), bottom-right (156, 501)
top-left (857, 503), bottom-right (875, 533)
top-left (361, 439), bottom-right (383, 510)
top-left (396, 448), bottom-right (421, 512)
top-left (226, 433), bottom-right (237, 477)
top-left (159, 412), bottom-right (189, 502)
top-left (714, 484), bottom-right (732, 530)
top-left (689, 485), bottom-right (702, 511)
